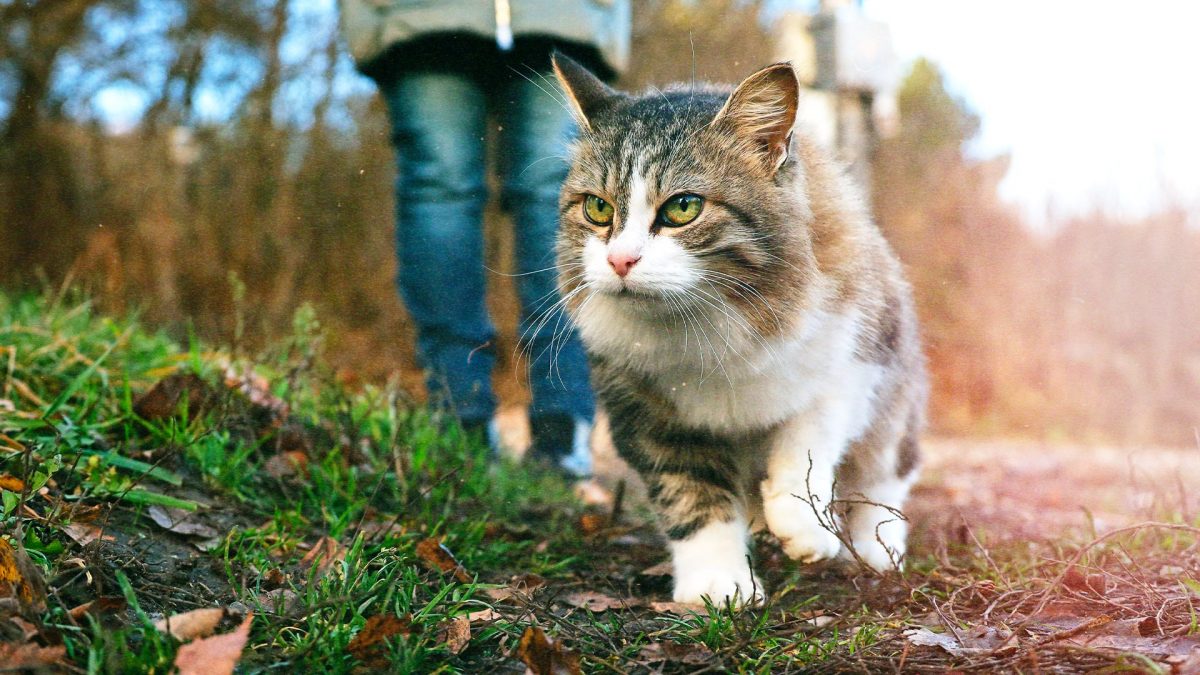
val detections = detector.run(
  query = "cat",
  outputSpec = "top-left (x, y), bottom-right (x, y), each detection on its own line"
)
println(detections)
top-left (549, 54), bottom-right (927, 605)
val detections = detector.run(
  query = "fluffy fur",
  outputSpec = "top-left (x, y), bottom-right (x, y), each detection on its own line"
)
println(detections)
top-left (552, 55), bottom-right (927, 605)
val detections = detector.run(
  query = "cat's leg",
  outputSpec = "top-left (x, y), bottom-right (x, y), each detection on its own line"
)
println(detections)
top-left (760, 408), bottom-right (849, 563)
top-left (839, 431), bottom-right (920, 571)
top-left (642, 469), bottom-right (761, 606)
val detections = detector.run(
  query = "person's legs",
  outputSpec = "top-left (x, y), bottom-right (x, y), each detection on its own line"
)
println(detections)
top-left (496, 66), bottom-right (596, 473)
top-left (379, 71), bottom-right (496, 425)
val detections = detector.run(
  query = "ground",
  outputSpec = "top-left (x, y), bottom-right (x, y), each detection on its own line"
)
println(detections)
top-left (1, 292), bottom-right (1198, 673)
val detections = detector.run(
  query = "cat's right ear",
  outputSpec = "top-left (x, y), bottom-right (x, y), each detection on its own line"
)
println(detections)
top-left (712, 63), bottom-right (800, 173)
top-left (552, 53), bottom-right (617, 132)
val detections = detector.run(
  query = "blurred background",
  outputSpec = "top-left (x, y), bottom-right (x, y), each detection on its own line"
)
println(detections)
top-left (1, 0), bottom-right (1196, 447)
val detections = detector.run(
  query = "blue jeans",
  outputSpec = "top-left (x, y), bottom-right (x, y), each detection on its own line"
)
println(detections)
top-left (378, 68), bottom-right (594, 426)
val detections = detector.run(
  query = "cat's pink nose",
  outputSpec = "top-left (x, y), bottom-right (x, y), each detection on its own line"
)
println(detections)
top-left (608, 251), bottom-right (641, 277)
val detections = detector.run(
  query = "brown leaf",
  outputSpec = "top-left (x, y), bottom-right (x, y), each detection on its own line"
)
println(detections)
top-left (0, 537), bottom-right (46, 613)
top-left (640, 561), bottom-right (673, 577)
top-left (562, 591), bottom-right (641, 612)
top-left (68, 596), bottom-right (127, 621)
top-left (222, 365), bottom-right (289, 418)
top-left (348, 613), bottom-right (415, 667)
top-left (515, 626), bottom-right (582, 675)
top-left (9, 615), bottom-right (39, 641)
top-left (0, 474), bottom-right (24, 492)
top-left (578, 513), bottom-right (606, 535)
top-left (260, 588), bottom-right (300, 615)
top-left (466, 608), bottom-right (503, 623)
top-left (173, 613), bottom-right (253, 675)
top-left (299, 536), bottom-right (345, 578)
top-left (155, 607), bottom-right (225, 641)
top-left (638, 641), bottom-right (715, 665)
top-left (134, 373), bottom-right (212, 420)
top-left (1062, 566), bottom-right (1108, 594)
top-left (415, 538), bottom-right (471, 583)
top-left (61, 521), bottom-right (113, 547)
top-left (0, 643), bottom-right (65, 669)
top-left (648, 601), bottom-right (704, 615)
top-left (263, 451), bottom-right (309, 479)
top-left (262, 568), bottom-right (287, 589)
top-left (437, 615), bottom-right (471, 655)
top-left (485, 573), bottom-right (546, 601)
top-left (148, 505), bottom-right (219, 539)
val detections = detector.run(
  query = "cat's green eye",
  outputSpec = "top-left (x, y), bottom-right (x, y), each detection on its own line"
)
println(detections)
top-left (659, 194), bottom-right (705, 227)
top-left (583, 194), bottom-right (615, 225)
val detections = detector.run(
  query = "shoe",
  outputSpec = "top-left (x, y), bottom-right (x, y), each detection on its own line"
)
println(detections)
top-left (530, 414), bottom-right (593, 479)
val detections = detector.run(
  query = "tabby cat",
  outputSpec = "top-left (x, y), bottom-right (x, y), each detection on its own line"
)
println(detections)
top-left (551, 55), bottom-right (927, 605)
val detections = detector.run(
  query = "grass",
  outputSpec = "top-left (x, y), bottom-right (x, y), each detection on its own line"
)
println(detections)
top-left (2, 289), bottom-right (1199, 673)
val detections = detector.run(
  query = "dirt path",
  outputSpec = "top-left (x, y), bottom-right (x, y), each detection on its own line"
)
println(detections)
top-left (912, 438), bottom-right (1200, 548)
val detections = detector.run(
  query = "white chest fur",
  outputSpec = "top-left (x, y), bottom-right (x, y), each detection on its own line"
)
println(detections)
top-left (576, 294), bottom-right (883, 436)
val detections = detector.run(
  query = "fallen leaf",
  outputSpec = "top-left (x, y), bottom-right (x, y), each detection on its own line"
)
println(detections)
top-left (1062, 566), bottom-right (1108, 594)
top-left (0, 537), bottom-right (46, 613)
top-left (438, 615), bottom-right (470, 655)
top-left (348, 614), bottom-right (415, 667)
top-left (415, 538), bottom-right (471, 583)
top-left (155, 607), bottom-right (225, 641)
top-left (640, 561), bottom-right (673, 577)
top-left (262, 568), bottom-right (287, 588)
top-left (515, 626), bottom-right (582, 675)
top-left (222, 365), bottom-right (288, 418)
top-left (299, 536), bottom-right (345, 578)
top-left (0, 474), bottom-right (24, 492)
top-left (134, 373), bottom-right (213, 420)
top-left (904, 627), bottom-right (962, 653)
top-left (638, 641), bottom-right (715, 665)
top-left (173, 613), bottom-right (253, 675)
top-left (648, 601), bottom-right (704, 615)
top-left (905, 624), bottom-right (1018, 655)
top-left (485, 573), bottom-right (546, 601)
top-left (467, 608), bottom-right (503, 623)
top-left (260, 588), bottom-right (300, 615)
top-left (68, 595), bottom-right (127, 621)
top-left (263, 451), bottom-right (309, 479)
top-left (9, 615), bottom-right (39, 640)
top-left (61, 521), bottom-right (113, 547)
top-left (578, 513), bottom-right (606, 535)
top-left (148, 505), bottom-right (219, 539)
top-left (0, 643), bottom-right (65, 669)
top-left (562, 591), bottom-right (641, 612)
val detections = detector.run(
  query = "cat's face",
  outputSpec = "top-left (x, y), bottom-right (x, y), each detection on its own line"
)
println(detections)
top-left (553, 57), bottom-right (812, 339)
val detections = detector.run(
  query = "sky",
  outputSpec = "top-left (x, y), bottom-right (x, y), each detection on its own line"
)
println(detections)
top-left (78, 0), bottom-right (1200, 223)
top-left (858, 0), bottom-right (1200, 223)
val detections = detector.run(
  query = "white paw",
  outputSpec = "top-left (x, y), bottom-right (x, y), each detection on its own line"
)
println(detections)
top-left (847, 538), bottom-right (904, 571)
top-left (672, 563), bottom-right (763, 606)
top-left (762, 487), bottom-right (842, 563)
top-left (779, 525), bottom-right (842, 563)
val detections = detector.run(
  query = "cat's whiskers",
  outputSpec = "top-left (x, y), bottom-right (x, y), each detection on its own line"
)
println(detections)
top-left (486, 261), bottom-right (583, 278)
top-left (688, 283), bottom-right (781, 369)
top-left (510, 65), bottom-right (573, 117)
top-left (517, 274), bottom-right (589, 369)
top-left (696, 269), bottom-right (784, 333)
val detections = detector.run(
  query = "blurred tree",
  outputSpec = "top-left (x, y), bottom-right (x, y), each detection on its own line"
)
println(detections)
top-left (873, 58), bottom-right (1024, 433)
top-left (626, 0), bottom-right (771, 88)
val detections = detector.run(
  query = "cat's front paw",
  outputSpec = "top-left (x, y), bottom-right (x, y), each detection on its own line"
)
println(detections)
top-left (762, 488), bottom-right (843, 563)
top-left (672, 564), bottom-right (763, 607)
top-left (844, 538), bottom-right (904, 571)
top-left (778, 525), bottom-right (842, 563)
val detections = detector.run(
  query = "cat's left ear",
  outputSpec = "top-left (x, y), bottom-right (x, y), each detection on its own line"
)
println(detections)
top-left (712, 63), bottom-right (800, 173)
top-left (552, 52), bottom-right (618, 132)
